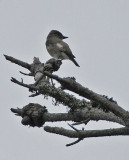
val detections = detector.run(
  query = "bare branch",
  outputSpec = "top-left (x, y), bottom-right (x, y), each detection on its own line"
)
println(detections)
top-left (67, 123), bottom-right (79, 132)
top-left (72, 118), bottom-right (90, 126)
top-left (66, 138), bottom-right (83, 147)
top-left (44, 126), bottom-right (129, 138)
top-left (19, 71), bottom-right (33, 76)
top-left (10, 77), bottom-right (38, 91)
top-left (29, 92), bottom-right (40, 97)
top-left (4, 54), bottom-right (31, 70)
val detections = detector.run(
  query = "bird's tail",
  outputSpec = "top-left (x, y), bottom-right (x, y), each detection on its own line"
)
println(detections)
top-left (72, 58), bottom-right (80, 67)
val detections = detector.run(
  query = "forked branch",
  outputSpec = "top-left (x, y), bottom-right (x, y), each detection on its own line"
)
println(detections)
top-left (5, 55), bottom-right (129, 146)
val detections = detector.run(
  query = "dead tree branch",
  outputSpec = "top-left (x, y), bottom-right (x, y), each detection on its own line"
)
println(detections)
top-left (4, 54), bottom-right (31, 70)
top-left (5, 55), bottom-right (129, 146)
top-left (10, 77), bottom-right (91, 110)
top-left (10, 103), bottom-right (125, 127)
top-left (44, 72), bottom-right (129, 126)
top-left (44, 126), bottom-right (129, 138)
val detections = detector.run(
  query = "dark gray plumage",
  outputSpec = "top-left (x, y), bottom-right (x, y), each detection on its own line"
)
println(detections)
top-left (46, 30), bottom-right (80, 67)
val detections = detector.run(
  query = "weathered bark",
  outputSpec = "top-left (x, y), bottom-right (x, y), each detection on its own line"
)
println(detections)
top-left (5, 55), bottom-right (129, 146)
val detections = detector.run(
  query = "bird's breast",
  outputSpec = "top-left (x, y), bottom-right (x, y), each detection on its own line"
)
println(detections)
top-left (46, 43), bottom-right (70, 60)
top-left (46, 45), bottom-right (60, 59)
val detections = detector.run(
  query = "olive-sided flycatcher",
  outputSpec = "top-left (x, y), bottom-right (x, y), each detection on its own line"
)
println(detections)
top-left (45, 30), bottom-right (80, 67)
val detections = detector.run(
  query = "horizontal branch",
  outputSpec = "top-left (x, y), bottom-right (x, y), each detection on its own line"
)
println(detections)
top-left (41, 108), bottom-right (125, 125)
top-left (11, 103), bottom-right (125, 127)
top-left (44, 126), bottom-right (129, 138)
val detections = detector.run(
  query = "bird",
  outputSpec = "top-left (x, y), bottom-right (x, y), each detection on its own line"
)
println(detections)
top-left (45, 30), bottom-right (80, 67)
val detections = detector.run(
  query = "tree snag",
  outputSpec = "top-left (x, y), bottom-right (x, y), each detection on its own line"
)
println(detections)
top-left (4, 55), bottom-right (129, 146)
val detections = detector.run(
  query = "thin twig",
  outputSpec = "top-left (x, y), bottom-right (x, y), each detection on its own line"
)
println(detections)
top-left (67, 123), bottom-right (79, 132)
top-left (66, 138), bottom-right (84, 147)
top-left (72, 118), bottom-right (90, 125)
top-left (11, 77), bottom-right (37, 91)
top-left (20, 71), bottom-right (33, 76)
top-left (29, 92), bottom-right (40, 97)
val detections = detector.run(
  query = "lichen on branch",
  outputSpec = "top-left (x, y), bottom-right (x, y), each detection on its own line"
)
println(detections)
top-left (5, 55), bottom-right (129, 146)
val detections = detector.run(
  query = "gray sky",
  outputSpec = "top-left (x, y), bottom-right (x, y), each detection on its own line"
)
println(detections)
top-left (1, 0), bottom-right (129, 160)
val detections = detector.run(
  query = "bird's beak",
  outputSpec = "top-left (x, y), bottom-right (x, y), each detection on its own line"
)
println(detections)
top-left (63, 36), bottom-right (68, 39)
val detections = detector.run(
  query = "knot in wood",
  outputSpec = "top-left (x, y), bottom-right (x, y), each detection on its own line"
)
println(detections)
top-left (44, 58), bottom-right (62, 72)
top-left (21, 103), bottom-right (47, 127)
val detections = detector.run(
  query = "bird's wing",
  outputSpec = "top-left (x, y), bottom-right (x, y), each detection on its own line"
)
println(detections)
top-left (56, 41), bottom-right (76, 59)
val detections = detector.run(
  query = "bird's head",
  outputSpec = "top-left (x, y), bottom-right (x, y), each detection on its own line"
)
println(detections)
top-left (48, 30), bottom-right (68, 40)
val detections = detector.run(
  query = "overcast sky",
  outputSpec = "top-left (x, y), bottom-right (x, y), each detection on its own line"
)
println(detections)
top-left (1, 0), bottom-right (129, 160)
